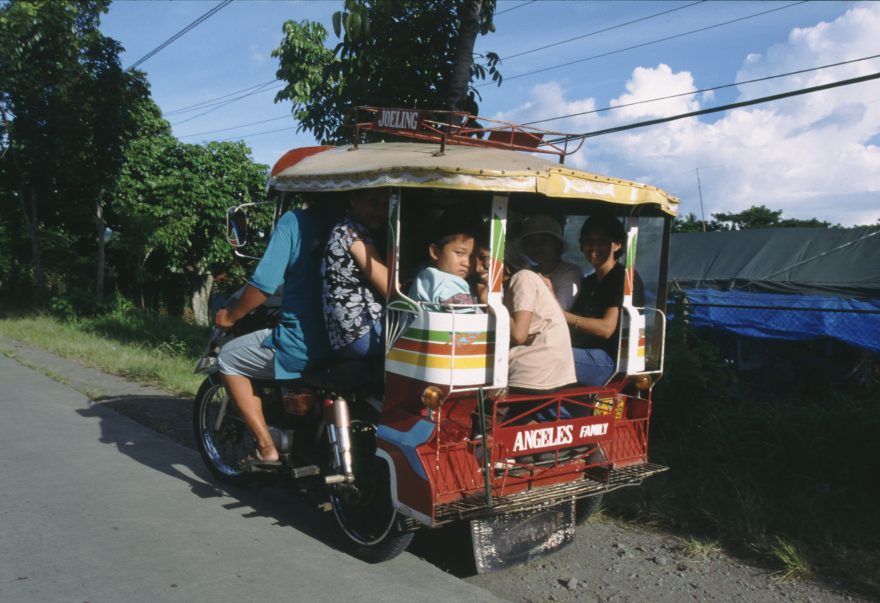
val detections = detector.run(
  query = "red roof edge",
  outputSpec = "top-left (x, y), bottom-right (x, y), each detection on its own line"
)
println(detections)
top-left (270, 145), bottom-right (335, 177)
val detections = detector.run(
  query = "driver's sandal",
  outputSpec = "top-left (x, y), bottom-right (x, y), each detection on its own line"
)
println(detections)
top-left (240, 444), bottom-right (282, 471)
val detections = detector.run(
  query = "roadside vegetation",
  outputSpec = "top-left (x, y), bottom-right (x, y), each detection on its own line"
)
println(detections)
top-left (607, 309), bottom-right (880, 595)
top-left (0, 302), bottom-right (204, 397)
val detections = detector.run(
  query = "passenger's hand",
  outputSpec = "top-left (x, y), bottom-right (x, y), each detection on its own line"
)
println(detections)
top-left (475, 282), bottom-right (488, 304)
top-left (214, 308), bottom-right (235, 330)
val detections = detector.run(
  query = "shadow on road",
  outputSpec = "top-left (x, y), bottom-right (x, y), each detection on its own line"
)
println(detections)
top-left (79, 394), bottom-right (485, 576)
top-left (77, 397), bottom-right (341, 552)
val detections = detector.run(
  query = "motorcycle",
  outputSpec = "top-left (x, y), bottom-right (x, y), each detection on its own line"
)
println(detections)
top-left (193, 107), bottom-right (675, 571)
top-left (193, 292), bottom-right (414, 561)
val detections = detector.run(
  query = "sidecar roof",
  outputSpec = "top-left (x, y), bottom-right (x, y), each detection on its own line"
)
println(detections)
top-left (269, 142), bottom-right (679, 216)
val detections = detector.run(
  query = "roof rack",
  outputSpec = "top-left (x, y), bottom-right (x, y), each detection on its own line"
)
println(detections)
top-left (352, 106), bottom-right (584, 164)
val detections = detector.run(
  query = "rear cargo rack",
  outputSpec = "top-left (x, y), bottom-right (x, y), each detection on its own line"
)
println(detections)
top-left (425, 462), bottom-right (668, 526)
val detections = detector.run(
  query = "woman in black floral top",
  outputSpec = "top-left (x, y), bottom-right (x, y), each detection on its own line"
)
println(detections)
top-left (321, 189), bottom-right (389, 357)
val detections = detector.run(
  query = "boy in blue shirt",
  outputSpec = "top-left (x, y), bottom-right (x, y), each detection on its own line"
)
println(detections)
top-left (408, 214), bottom-right (481, 310)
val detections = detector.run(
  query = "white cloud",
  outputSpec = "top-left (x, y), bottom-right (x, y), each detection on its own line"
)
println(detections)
top-left (495, 3), bottom-right (880, 226)
top-left (610, 64), bottom-right (700, 119)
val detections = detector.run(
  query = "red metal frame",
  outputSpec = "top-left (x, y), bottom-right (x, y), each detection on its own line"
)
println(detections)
top-left (379, 377), bottom-right (655, 524)
top-left (352, 106), bottom-right (585, 163)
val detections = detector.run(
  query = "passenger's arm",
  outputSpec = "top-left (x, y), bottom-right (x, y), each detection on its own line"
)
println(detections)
top-left (350, 239), bottom-right (389, 297)
top-left (215, 285), bottom-right (270, 329)
top-left (510, 310), bottom-right (534, 345)
top-left (564, 306), bottom-right (619, 340)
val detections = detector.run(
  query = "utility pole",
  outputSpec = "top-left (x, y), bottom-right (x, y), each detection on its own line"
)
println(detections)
top-left (696, 167), bottom-right (706, 232)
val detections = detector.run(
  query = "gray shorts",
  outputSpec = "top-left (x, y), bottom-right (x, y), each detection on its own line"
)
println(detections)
top-left (216, 328), bottom-right (276, 380)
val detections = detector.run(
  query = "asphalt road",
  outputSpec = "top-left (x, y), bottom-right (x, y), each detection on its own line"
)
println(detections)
top-left (0, 354), bottom-right (503, 603)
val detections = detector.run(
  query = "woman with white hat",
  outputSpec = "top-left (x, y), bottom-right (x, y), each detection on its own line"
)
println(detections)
top-left (517, 215), bottom-right (584, 310)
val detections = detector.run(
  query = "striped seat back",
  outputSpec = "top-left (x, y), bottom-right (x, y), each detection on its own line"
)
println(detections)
top-left (385, 311), bottom-right (495, 387)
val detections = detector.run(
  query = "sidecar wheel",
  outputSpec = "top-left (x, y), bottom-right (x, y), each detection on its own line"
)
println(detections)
top-left (330, 422), bottom-right (414, 563)
top-left (193, 375), bottom-right (255, 486)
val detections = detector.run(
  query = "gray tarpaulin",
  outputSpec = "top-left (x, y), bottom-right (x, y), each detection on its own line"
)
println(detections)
top-left (669, 227), bottom-right (880, 300)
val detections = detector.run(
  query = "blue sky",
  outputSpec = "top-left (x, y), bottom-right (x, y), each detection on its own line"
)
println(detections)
top-left (101, 1), bottom-right (880, 226)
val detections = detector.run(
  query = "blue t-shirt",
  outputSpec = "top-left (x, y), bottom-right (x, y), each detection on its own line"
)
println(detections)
top-left (250, 209), bottom-right (330, 379)
top-left (408, 266), bottom-right (478, 311)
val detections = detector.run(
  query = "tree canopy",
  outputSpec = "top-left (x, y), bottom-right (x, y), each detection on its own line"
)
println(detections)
top-left (273, 0), bottom-right (500, 144)
top-left (673, 205), bottom-right (837, 232)
top-left (0, 0), bottom-right (150, 300)
top-left (1, 0), bottom-right (269, 323)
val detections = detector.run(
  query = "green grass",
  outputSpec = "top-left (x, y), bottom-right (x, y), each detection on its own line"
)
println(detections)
top-left (0, 309), bottom-right (205, 397)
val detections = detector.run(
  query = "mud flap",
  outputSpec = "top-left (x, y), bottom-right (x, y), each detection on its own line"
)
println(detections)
top-left (470, 499), bottom-right (576, 574)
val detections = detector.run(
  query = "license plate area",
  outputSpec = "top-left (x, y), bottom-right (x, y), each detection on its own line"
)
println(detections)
top-left (470, 500), bottom-right (575, 573)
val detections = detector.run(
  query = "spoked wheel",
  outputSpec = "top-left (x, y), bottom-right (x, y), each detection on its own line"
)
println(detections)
top-left (192, 374), bottom-right (256, 486)
top-left (330, 421), bottom-right (414, 563)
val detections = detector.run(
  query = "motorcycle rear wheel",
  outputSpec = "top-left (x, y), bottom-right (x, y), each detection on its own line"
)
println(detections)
top-left (330, 421), bottom-right (414, 563)
top-left (193, 374), bottom-right (256, 486)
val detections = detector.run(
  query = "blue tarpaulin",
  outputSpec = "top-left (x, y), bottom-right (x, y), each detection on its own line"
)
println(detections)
top-left (680, 288), bottom-right (880, 353)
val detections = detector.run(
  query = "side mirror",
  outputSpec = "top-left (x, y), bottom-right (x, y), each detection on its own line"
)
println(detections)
top-left (226, 207), bottom-right (249, 248)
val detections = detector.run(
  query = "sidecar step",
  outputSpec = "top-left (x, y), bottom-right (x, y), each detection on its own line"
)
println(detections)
top-left (290, 465), bottom-right (321, 480)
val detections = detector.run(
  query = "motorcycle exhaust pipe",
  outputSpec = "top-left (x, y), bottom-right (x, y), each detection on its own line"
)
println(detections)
top-left (324, 396), bottom-right (354, 482)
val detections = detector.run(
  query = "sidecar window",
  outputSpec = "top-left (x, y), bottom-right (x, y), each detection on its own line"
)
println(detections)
top-left (397, 191), bottom-right (492, 293)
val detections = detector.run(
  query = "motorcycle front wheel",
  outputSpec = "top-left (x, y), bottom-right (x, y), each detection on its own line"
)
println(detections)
top-left (193, 374), bottom-right (256, 486)
top-left (330, 421), bottom-right (414, 563)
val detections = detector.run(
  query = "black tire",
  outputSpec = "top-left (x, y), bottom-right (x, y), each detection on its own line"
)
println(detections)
top-left (575, 493), bottom-right (603, 525)
top-left (576, 446), bottom-right (607, 525)
top-left (330, 421), bottom-right (414, 563)
top-left (192, 374), bottom-right (256, 486)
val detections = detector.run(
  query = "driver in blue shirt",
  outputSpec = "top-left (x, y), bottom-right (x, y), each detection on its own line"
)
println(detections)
top-left (215, 205), bottom-right (330, 469)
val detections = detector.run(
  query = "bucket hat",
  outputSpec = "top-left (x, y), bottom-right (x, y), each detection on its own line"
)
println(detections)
top-left (518, 215), bottom-right (566, 250)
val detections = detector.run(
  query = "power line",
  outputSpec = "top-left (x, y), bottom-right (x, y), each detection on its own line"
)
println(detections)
top-left (216, 125), bottom-right (300, 143)
top-left (503, 1), bottom-right (704, 61)
top-left (186, 53), bottom-right (880, 141)
top-left (178, 114), bottom-right (291, 139)
top-left (196, 54), bottom-right (880, 148)
top-left (550, 71), bottom-right (880, 145)
top-left (495, 1), bottom-right (537, 17)
top-left (126, 0), bottom-right (234, 71)
top-left (484, 0), bottom-right (807, 86)
top-left (170, 81), bottom-right (284, 127)
top-left (524, 52), bottom-right (880, 126)
top-left (164, 78), bottom-right (279, 117)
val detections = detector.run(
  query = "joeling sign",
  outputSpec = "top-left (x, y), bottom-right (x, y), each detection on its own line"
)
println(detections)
top-left (372, 108), bottom-right (423, 131)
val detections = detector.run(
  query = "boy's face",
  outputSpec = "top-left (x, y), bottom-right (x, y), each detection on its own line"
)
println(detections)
top-left (429, 235), bottom-right (474, 279)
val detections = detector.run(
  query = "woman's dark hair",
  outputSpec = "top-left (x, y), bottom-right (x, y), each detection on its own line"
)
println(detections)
top-left (580, 213), bottom-right (627, 259)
